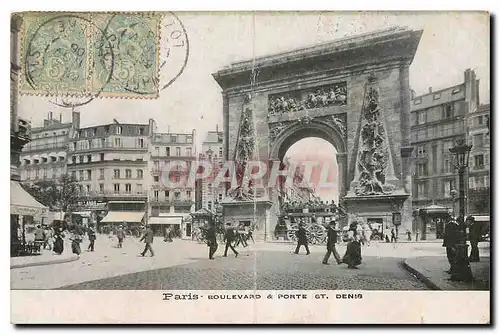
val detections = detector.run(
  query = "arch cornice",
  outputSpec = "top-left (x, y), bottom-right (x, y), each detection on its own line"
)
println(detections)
top-left (268, 117), bottom-right (347, 161)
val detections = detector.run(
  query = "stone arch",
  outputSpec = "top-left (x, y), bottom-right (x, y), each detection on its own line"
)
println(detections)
top-left (269, 120), bottom-right (348, 198)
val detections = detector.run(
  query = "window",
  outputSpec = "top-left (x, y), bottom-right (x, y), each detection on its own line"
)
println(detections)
top-left (186, 136), bottom-right (193, 143)
top-left (174, 192), bottom-right (180, 200)
top-left (477, 115), bottom-right (484, 125)
top-left (138, 138), bottom-right (144, 148)
top-left (452, 87), bottom-right (461, 94)
top-left (416, 129), bottom-right (426, 141)
top-left (164, 190), bottom-right (170, 198)
top-left (416, 145), bottom-right (426, 157)
top-left (101, 138), bottom-right (106, 148)
top-left (114, 138), bottom-right (121, 147)
top-left (433, 92), bottom-right (441, 100)
top-left (139, 127), bottom-right (145, 135)
top-left (208, 201), bottom-right (212, 210)
top-left (475, 176), bottom-right (485, 188)
top-left (443, 158), bottom-right (453, 173)
top-left (473, 134), bottom-right (484, 148)
top-left (417, 163), bottom-right (428, 177)
top-left (186, 190), bottom-right (191, 198)
top-left (417, 182), bottom-right (427, 198)
top-left (35, 169), bottom-right (39, 178)
top-left (86, 169), bottom-right (92, 180)
top-left (125, 184), bottom-right (131, 194)
top-left (444, 180), bottom-right (455, 197)
top-left (71, 171), bottom-right (76, 178)
top-left (99, 168), bottom-right (105, 179)
top-left (43, 169), bottom-right (47, 179)
top-left (99, 184), bottom-right (104, 193)
top-left (176, 147), bottom-right (181, 156)
top-left (166, 147), bottom-right (170, 156)
top-left (186, 147), bottom-right (192, 156)
top-left (114, 184), bottom-right (120, 193)
top-left (219, 147), bottom-right (223, 158)
top-left (218, 193), bottom-right (223, 201)
top-left (417, 111), bottom-right (426, 125)
top-left (87, 154), bottom-right (92, 162)
top-left (86, 185), bottom-right (91, 193)
top-left (171, 136), bottom-right (177, 143)
top-left (137, 169), bottom-right (143, 179)
top-left (474, 155), bottom-right (484, 169)
top-left (441, 124), bottom-right (453, 137)
top-left (413, 98), bottom-right (422, 105)
top-left (100, 153), bottom-right (105, 161)
top-left (208, 184), bottom-right (213, 194)
top-left (72, 156), bottom-right (76, 164)
top-left (125, 169), bottom-right (132, 179)
top-left (116, 126), bottom-right (122, 135)
top-left (153, 175), bottom-right (159, 182)
top-left (154, 160), bottom-right (159, 170)
top-left (137, 184), bottom-right (143, 193)
top-left (88, 140), bottom-right (92, 149)
top-left (154, 190), bottom-right (159, 200)
top-left (114, 169), bottom-right (120, 178)
top-left (79, 170), bottom-right (84, 181)
top-left (443, 104), bottom-right (454, 118)
top-left (79, 156), bottom-right (84, 163)
top-left (443, 140), bottom-right (454, 154)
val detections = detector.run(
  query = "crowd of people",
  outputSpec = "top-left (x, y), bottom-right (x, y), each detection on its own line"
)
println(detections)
top-left (281, 199), bottom-right (340, 214)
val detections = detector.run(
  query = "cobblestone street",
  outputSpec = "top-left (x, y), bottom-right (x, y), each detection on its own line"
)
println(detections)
top-left (59, 250), bottom-right (427, 290)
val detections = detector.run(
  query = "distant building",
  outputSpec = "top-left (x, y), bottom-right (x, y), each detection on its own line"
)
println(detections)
top-left (67, 118), bottom-right (154, 226)
top-left (199, 127), bottom-right (225, 211)
top-left (19, 112), bottom-right (76, 184)
top-left (147, 129), bottom-right (196, 238)
top-left (467, 103), bottom-right (490, 215)
top-left (410, 69), bottom-right (489, 238)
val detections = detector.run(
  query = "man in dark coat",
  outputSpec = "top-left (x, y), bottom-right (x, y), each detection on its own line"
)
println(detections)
top-left (223, 225), bottom-right (238, 258)
top-left (206, 224), bottom-right (218, 260)
top-left (140, 225), bottom-right (155, 257)
top-left (87, 226), bottom-right (96, 252)
top-left (322, 221), bottom-right (342, 265)
top-left (294, 223), bottom-right (310, 255)
top-left (467, 215), bottom-right (481, 262)
top-left (443, 218), bottom-right (459, 273)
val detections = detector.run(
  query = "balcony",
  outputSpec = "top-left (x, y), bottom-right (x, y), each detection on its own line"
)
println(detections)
top-left (85, 190), bottom-right (148, 198)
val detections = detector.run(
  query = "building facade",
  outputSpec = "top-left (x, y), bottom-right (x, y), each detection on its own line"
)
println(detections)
top-left (199, 128), bottom-right (225, 211)
top-left (67, 118), bottom-right (155, 225)
top-left (467, 103), bottom-right (490, 215)
top-left (148, 130), bottom-right (196, 237)
top-left (410, 69), bottom-right (489, 238)
top-left (19, 112), bottom-right (76, 184)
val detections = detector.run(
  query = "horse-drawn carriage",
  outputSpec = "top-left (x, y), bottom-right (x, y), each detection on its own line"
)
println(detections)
top-left (275, 212), bottom-right (340, 244)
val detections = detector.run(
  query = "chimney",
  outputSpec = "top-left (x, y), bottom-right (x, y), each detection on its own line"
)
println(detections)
top-left (428, 87), bottom-right (432, 93)
top-left (59, 113), bottom-right (62, 122)
top-left (72, 110), bottom-right (80, 130)
top-left (50, 111), bottom-right (53, 120)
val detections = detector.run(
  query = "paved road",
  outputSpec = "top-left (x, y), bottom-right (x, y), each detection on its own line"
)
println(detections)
top-left (59, 250), bottom-right (427, 290)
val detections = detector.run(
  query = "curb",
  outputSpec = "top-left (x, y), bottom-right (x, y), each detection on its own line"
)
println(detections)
top-left (402, 259), bottom-right (441, 290)
top-left (10, 254), bottom-right (80, 269)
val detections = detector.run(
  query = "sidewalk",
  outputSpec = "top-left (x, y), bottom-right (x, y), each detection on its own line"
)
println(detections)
top-left (11, 251), bottom-right (79, 269)
top-left (403, 256), bottom-right (490, 290)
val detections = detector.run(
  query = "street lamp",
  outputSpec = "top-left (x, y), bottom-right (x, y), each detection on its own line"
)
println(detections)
top-left (448, 138), bottom-right (473, 282)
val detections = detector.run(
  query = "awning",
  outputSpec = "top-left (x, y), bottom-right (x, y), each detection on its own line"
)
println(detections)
top-left (148, 217), bottom-right (182, 225)
top-left (472, 215), bottom-right (490, 222)
top-left (100, 211), bottom-right (145, 224)
top-left (10, 181), bottom-right (48, 217)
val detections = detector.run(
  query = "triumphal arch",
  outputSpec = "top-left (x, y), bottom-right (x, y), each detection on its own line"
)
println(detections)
top-left (213, 27), bottom-right (423, 241)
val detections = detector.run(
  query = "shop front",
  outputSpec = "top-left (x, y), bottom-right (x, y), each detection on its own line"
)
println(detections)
top-left (99, 211), bottom-right (145, 235)
top-left (148, 215), bottom-right (187, 238)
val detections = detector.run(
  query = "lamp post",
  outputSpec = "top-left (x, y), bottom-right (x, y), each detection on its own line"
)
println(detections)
top-left (449, 138), bottom-right (473, 282)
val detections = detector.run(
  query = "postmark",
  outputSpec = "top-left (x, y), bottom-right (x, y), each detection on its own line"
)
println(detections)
top-left (21, 13), bottom-right (92, 96)
top-left (92, 13), bottom-right (162, 98)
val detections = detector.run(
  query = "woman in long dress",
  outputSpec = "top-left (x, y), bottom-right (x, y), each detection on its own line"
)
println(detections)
top-left (53, 228), bottom-right (64, 255)
top-left (342, 222), bottom-right (362, 269)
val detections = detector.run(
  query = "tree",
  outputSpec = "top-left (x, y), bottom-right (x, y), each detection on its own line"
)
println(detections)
top-left (22, 174), bottom-right (83, 213)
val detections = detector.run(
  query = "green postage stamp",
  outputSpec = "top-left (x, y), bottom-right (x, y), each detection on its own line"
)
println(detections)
top-left (19, 12), bottom-right (161, 99)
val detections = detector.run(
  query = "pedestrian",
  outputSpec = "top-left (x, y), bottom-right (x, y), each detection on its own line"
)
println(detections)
top-left (384, 234), bottom-right (390, 243)
top-left (415, 229), bottom-right (420, 241)
top-left (223, 225), bottom-right (238, 258)
top-left (34, 224), bottom-right (46, 244)
top-left (294, 223), bottom-right (310, 255)
top-left (53, 228), bottom-right (64, 255)
top-left (322, 221), bottom-right (342, 265)
top-left (247, 226), bottom-right (255, 244)
top-left (206, 224), bottom-right (218, 260)
top-left (467, 215), bottom-right (480, 262)
top-left (44, 226), bottom-right (53, 250)
top-left (235, 223), bottom-right (248, 248)
top-left (116, 225), bottom-right (126, 248)
top-left (342, 222), bottom-right (362, 269)
top-left (140, 225), bottom-right (155, 257)
top-left (390, 228), bottom-right (397, 243)
top-left (443, 217), bottom-right (459, 274)
top-left (70, 232), bottom-right (82, 255)
top-left (406, 229), bottom-right (412, 241)
top-left (87, 226), bottom-right (96, 252)
top-left (363, 223), bottom-right (371, 246)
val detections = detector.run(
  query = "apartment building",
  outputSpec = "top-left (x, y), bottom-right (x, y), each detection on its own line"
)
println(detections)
top-left (19, 112), bottom-right (76, 184)
top-left (67, 118), bottom-right (155, 226)
top-left (148, 130), bottom-right (196, 237)
top-left (467, 103), bottom-right (490, 215)
top-left (199, 128), bottom-right (225, 211)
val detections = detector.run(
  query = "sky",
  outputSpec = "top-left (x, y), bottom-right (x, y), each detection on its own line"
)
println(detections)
top-left (17, 12), bottom-right (490, 200)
